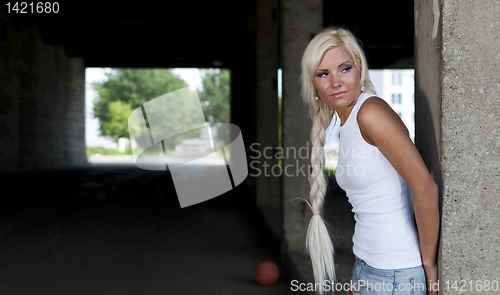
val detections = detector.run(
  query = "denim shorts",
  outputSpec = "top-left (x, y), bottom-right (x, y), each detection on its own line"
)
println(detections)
top-left (350, 256), bottom-right (427, 295)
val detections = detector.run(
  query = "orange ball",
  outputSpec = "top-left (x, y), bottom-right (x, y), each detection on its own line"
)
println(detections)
top-left (254, 261), bottom-right (279, 286)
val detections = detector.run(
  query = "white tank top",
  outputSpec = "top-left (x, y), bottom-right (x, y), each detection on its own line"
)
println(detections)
top-left (335, 92), bottom-right (422, 269)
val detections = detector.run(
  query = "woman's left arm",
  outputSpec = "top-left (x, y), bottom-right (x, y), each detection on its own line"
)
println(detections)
top-left (357, 97), bottom-right (440, 293)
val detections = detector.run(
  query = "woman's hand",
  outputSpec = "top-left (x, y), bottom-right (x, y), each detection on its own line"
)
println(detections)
top-left (424, 263), bottom-right (438, 295)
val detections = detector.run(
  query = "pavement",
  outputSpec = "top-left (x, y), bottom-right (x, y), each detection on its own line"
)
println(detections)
top-left (0, 160), bottom-right (296, 295)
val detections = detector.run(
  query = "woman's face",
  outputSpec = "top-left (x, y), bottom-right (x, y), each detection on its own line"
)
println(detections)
top-left (313, 46), bottom-right (362, 114)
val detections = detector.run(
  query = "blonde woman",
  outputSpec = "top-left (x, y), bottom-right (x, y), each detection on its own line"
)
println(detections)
top-left (301, 27), bottom-right (439, 295)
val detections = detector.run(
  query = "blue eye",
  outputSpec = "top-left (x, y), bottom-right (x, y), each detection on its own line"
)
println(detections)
top-left (341, 66), bottom-right (352, 73)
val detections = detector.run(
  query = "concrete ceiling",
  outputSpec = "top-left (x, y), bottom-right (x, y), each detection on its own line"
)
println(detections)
top-left (324, 1), bottom-right (415, 69)
top-left (4, 1), bottom-right (414, 69)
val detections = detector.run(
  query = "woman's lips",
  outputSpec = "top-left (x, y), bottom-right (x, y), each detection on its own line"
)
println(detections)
top-left (332, 91), bottom-right (347, 98)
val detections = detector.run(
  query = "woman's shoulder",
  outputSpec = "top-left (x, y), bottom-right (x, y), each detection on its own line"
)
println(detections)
top-left (357, 95), bottom-right (396, 121)
top-left (357, 95), bottom-right (409, 141)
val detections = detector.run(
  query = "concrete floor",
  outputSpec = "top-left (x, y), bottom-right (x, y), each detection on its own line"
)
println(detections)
top-left (0, 164), bottom-right (295, 295)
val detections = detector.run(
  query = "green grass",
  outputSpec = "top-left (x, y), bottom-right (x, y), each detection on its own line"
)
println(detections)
top-left (323, 167), bottom-right (336, 178)
top-left (86, 146), bottom-right (132, 156)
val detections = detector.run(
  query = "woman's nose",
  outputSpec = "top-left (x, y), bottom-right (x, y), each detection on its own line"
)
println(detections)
top-left (330, 74), bottom-right (342, 87)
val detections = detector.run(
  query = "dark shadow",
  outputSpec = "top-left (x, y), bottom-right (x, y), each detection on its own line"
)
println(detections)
top-left (0, 165), bottom-right (293, 294)
top-left (323, 176), bottom-right (355, 284)
top-left (414, 89), bottom-right (443, 215)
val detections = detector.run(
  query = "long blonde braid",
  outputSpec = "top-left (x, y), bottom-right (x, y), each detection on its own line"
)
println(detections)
top-left (306, 98), bottom-right (336, 292)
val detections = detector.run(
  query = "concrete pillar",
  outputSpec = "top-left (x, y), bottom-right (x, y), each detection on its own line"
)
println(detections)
top-left (0, 10), bottom-right (86, 172)
top-left (281, 0), bottom-right (323, 258)
top-left (254, 0), bottom-right (280, 208)
top-left (231, 0), bottom-right (257, 198)
top-left (415, 1), bottom-right (500, 293)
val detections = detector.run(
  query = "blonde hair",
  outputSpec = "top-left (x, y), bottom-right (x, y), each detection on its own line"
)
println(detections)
top-left (300, 27), bottom-right (375, 292)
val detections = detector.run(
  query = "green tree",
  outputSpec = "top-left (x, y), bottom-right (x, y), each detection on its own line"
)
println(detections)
top-left (93, 68), bottom-right (197, 148)
top-left (101, 100), bottom-right (135, 142)
top-left (198, 69), bottom-right (230, 124)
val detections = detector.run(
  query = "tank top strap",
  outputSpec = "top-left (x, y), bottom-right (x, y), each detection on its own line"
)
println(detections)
top-left (340, 92), bottom-right (378, 130)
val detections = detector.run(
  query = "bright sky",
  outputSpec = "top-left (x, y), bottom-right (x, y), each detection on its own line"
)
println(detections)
top-left (85, 68), bottom-right (203, 148)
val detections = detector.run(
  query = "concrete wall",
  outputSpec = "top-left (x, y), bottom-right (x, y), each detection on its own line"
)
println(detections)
top-left (255, 0), bottom-right (280, 208)
top-left (415, 1), bottom-right (500, 293)
top-left (281, 0), bottom-right (323, 257)
top-left (0, 11), bottom-right (86, 172)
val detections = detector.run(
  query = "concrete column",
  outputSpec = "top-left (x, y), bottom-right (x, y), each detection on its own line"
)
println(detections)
top-left (0, 10), bottom-right (86, 172)
top-left (281, 0), bottom-right (323, 257)
top-left (415, 1), bottom-right (500, 293)
top-left (231, 0), bottom-right (257, 198)
top-left (254, 0), bottom-right (280, 208)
